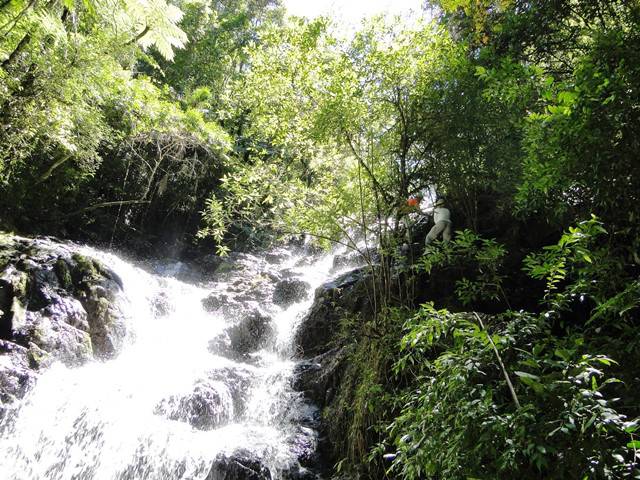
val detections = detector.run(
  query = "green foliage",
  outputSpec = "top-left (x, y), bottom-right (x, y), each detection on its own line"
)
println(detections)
top-left (383, 305), bottom-right (636, 479)
top-left (152, 0), bottom-right (284, 100)
top-left (523, 216), bottom-right (608, 312)
top-left (419, 229), bottom-right (507, 306)
top-left (2, 1), bottom-right (640, 475)
top-left (324, 309), bottom-right (404, 479)
top-left (0, 0), bottom-right (236, 243)
top-left (197, 159), bottom-right (306, 250)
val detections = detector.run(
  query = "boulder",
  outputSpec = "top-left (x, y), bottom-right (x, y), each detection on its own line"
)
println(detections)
top-left (294, 268), bottom-right (372, 357)
top-left (151, 291), bottom-right (173, 317)
top-left (293, 348), bottom-right (347, 407)
top-left (0, 340), bottom-right (35, 422)
top-left (285, 405), bottom-right (323, 473)
top-left (281, 466), bottom-right (319, 480)
top-left (264, 250), bottom-right (290, 265)
top-left (207, 366), bottom-right (255, 417)
top-left (196, 254), bottom-right (224, 274)
top-left (330, 252), bottom-right (364, 273)
top-left (68, 253), bottom-right (126, 359)
top-left (205, 450), bottom-right (271, 480)
top-left (202, 293), bottom-right (244, 316)
top-left (273, 279), bottom-right (310, 308)
top-left (154, 379), bottom-right (233, 430)
top-left (209, 310), bottom-right (274, 359)
top-left (0, 235), bottom-right (127, 413)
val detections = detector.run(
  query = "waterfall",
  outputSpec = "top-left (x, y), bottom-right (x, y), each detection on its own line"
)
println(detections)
top-left (0, 245), bottom-right (344, 480)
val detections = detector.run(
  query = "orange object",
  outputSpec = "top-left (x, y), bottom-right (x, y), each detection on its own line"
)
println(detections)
top-left (407, 197), bottom-right (419, 207)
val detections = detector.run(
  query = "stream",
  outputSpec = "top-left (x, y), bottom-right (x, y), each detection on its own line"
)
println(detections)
top-left (0, 244), bottom-right (344, 480)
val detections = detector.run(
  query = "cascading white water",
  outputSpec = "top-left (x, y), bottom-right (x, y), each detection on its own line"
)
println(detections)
top-left (0, 245), bottom-right (347, 480)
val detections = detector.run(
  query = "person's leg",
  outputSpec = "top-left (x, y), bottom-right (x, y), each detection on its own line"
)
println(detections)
top-left (442, 222), bottom-right (452, 242)
top-left (403, 216), bottom-right (413, 244)
top-left (425, 221), bottom-right (445, 245)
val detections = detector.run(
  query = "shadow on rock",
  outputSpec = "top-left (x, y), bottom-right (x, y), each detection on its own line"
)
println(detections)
top-left (154, 379), bottom-right (234, 430)
top-left (206, 450), bottom-right (271, 480)
top-left (294, 268), bottom-right (372, 358)
top-left (208, 310), bottom-right (274, 360)
top-left (273, 279), bottom-right (310, 308)
top-left (0, 235), bottom-right (128, 418)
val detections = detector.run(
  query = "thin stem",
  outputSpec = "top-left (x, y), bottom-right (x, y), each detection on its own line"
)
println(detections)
top-left (473, 312), bottom-right (521, 410)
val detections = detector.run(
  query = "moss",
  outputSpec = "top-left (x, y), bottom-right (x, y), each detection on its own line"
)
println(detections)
top-left (11, 271), bottom-right (28, 298)
top-left (54, 258), bottom-right (73, 291)
top-left (71, 253), bottom-right (100, 285)
top-left (0, 235), bottom-right (17, 271)
top-left (81, 332), bottom-right (94, 357)
top-left (27, 342), bottom-right (50, 370)
top-left (214, 261), bottom-right (235, 274)
top-left (322, 312), bottom-right (401, 478)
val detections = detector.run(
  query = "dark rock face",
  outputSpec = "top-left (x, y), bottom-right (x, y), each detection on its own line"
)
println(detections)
top-left (264, 250), bottom-right (290, 265)
top-left (280, 467), bottom-right (319, 480)
top-left (293, 348), bottom-right (347, 408)
top-left (206, 450), bottom-right (271, 480)
top-left (0, 234), bottom-right (126, 417)
top-left (201, 293), bottom-right (247, 318)
top-left (284, 403), bottom-right (323, 476)
top-left (273, 279), bottom-right (310, 308)
top-left (0, 340), bottom-right (35, 422)
top-left (195, 254), bottom-right (224, 275)
top-left (294, 268), bottom-right (372, 358)
top-left (288, 266), bottom-right (376, 478)
top-left (330, 251), bottom-right (365, 273)
top-left (209, 310), bottom-right (274, 360)
top-left (207, 366), bottom-right (255, 417)
top-left (154, 380), bottom-right (233, 430)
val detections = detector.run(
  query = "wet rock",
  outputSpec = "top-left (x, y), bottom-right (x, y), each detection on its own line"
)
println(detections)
top-left (295, 268), bottom-right (372, 357)
top-left (195, 254), bottom-right (224, 274)
top-left (209, 310), bottom-right (274, 359)
top-left (207, 366), bottom-right (254, 417)
top-left (330, 251), bottom-right (365, 273)
top-left (206, 450), bottom-right (271, 480)
top-left (273, 279), bottom-right (310, 308)
top-left (155, 379), bottom-right (233, 430)
top-left (0, 234), bottom-right (127, 411)
top-left (281, 466), bottom-right (319, 480)
top-left (80, 285), bottom-right (126, 359)
top-left (212, 257), bottom-right (238, 278)
top-left (284, 404), bottom-right (323, 474)
top-left (279, 269), bottom-right (298, 280)
top-left (12, 309), bottom-right (93, 366)
top-left (293, 348), bottom-right (347, 407)
top-left (264, 271), bottom-right (282, 284)
top-left (202, 293), bottom-right (242, 316)
top-left (151, 291), bottom-right (172, 317)
top-left (0, 340), bottom-right (36, 422)
top-left (264, 251), bottom-right (289, 264)
top-left (202, 272), bottom-right (275, 317)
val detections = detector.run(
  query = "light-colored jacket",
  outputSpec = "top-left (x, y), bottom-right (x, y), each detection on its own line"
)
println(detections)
top-left (433, 207), bottom-right (451, 224)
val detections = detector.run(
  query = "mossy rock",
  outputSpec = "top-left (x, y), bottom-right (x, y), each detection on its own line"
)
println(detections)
top-left (54, 258), bottom-right (73, 291)
top-left (70, 253), bottom-right (101, 285)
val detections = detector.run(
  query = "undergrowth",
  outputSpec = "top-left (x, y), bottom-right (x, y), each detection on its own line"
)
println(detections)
top-left (328, 219), bottom-right (640, 479)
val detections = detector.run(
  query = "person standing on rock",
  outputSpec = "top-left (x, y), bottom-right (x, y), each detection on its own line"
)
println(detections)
top-left (425, 198), bottom-right (452, 245)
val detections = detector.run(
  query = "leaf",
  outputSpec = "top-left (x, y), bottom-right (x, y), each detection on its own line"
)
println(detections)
top-left (515, 371), bottom-right (541, 380)
top-left (515, 371), bottom-right (544, 394)
top-left (627, 440), bottom-right (640, 449)
top-left (81, 0), bottom-right (96, 17)
top-left (558, 90), bottom-right (578, 106)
